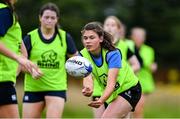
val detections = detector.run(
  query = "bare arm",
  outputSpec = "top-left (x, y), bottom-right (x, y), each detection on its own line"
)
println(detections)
top-left (88, 68), bottom-right (119, 108)
top-left (21, 41), bottom-right (28, 58)
top-left (0, 41), bottom-right (42, 78)
top-left (99, 68), bottom-right (119, 102)
top-left (128, 55), bottom-right (140, 73)
top-left (0, 41), bottom-right (20, 62)
top-left (82, 74), bottom-right (93, 97)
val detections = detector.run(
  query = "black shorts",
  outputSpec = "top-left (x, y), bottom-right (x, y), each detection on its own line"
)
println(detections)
top-left (118, 82), bottom-right (142, 111)
top-left (0, 81), bottom-right (18, 105)
top-left (23, 90), bottom-right (66, 103)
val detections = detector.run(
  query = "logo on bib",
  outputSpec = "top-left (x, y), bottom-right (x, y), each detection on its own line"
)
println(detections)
top-left (37, 50), bottom-right (59, 69)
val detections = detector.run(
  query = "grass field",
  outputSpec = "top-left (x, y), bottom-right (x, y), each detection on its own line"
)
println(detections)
top-left (16, 79), bottom-right (180, 118)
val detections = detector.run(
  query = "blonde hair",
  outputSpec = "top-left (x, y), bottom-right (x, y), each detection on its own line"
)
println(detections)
top-left (104, 16), bottom-right (122, 29)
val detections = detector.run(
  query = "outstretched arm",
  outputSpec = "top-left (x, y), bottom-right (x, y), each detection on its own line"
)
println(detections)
top-left (88, 68), bottom-right (119, 108)
top-left (99, 68), bottom-right (118, 102)
top-left (0, 41), bottom-right (21, 62)
top-left (82, 74), bottom-right (93, 97)
top-left (0, 41), bottom-right (42, 79)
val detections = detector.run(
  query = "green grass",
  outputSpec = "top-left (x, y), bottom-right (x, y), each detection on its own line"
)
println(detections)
top-left (145, 104), bottom-right (180, 118)
top-left (144, 84), bottom-right (180, 118)
top-left (63, 105), bottom-right (93, 118)
top-left (16, 81), bottom-right (180, 118)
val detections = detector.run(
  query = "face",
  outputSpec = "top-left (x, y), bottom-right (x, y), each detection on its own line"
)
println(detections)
top-left (39, 10), bottom-right (58, 30)
top-left (82, 30), bottom-right (103, 55)
top-left (131, 29), bottom-right (146, 47)
top-left (104, 18), bottom-right (119, 38)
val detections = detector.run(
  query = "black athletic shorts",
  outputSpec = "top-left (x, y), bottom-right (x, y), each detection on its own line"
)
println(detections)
top-left (0, 81), bottom-right (18, 105)
top-left (118, 82), bottom-right (142, 111)
top-left (92, 82), bottom-right (141, 111)
top-left (23, 90), bottom-right (66, 103)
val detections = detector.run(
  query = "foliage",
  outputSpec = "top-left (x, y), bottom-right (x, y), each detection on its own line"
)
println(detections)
top-left (16, 0), bottom-right (180, 67)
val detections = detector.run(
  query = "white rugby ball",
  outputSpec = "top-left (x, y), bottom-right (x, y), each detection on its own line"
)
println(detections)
top-left (65, 56), bottom-right (92, 77)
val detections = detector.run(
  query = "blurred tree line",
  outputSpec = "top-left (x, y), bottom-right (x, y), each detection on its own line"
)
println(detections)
top-left (16, 0), bottom-right (180, 69)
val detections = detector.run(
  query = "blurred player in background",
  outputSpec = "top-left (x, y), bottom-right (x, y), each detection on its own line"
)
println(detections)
top-left (130, 27), bottom-right (157, 118)
top-left (104, 16), bottom-right (140, 72)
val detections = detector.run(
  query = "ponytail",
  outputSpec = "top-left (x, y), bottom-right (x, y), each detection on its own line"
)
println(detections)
top-left (101, 31), bottom-right (115, 51)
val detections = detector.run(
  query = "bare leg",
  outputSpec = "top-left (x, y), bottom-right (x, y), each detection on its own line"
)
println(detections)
top-left (93, 104), bottom-right (105, 118)
top-left (0, 104), bottom-right (19, 118)
top-left (133, 94), bottom-right (145, 118)
top-left (102, 96), bottom-right (132, 118)
top-left (22, 101), bottom-right (44, 118)
top-left (45, 96), bottom-right (65, 118)
top-left (124, 112), bottom-right (132, 119)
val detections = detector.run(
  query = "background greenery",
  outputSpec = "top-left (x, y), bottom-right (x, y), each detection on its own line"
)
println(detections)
top-left (15, 0), bottom-right (180, 68)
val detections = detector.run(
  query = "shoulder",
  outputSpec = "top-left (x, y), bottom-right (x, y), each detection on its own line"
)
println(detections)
top-left (0, 6), bottom-right (12, 19)
top-left (106, 49), bottom-right (122, 68)
top-left (125, 39), bottom-right (134, 45)
top-left (59, 29), bottom-right (66, 32)
top-left (28, 29), bottom-right (38, 35)
top-left (107, 49), bottom-right (121, 57)
top-left (106, 49), bottom-right (121, 61)
top-left (0, 7), bottom-right (13, 36)
top-left (58, 29), bottom-right (73, 39)
top-left (125, 39), bottom-right (135, 50)
top-left (65, 31), bottom-right (75, 44)
top-left (58, 29), bottom-right (66, 36)
top-left (0, 3), bottom-right (8, 9)
top-left (142, 44), bottom-right (154, 52)
top-left (23, 34), bottom-right (31, 41)
top-left (25, 29), bottom-right (38, 45)
top-left (80, 48), bottom-right (88, 55)
top-left (66, 32), bottom-right (72, 38)
top-left (0, 5), bottom-right (10, 12)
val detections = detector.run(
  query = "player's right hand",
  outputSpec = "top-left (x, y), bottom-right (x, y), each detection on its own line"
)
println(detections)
top-left (17, 56), bottom-right (43, 79)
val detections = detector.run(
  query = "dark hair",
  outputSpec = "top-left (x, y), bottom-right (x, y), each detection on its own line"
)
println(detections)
top-left (39, 2), bottom-right (60, 29)
top-left (39, 2), bottom-right (60, 18)
top-left (81, 22), bottom-right (115, 51)
top-left (39, 3), bottom-right (63, 46)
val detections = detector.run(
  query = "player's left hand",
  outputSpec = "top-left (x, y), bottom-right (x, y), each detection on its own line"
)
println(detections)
top-left (88, 99), bottom-right (103, 108)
